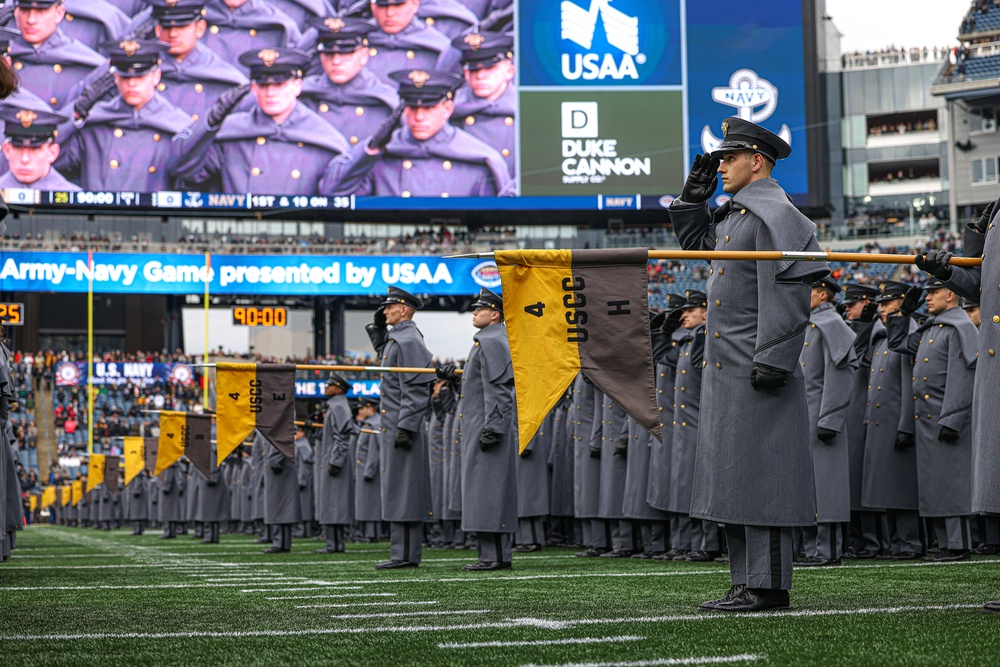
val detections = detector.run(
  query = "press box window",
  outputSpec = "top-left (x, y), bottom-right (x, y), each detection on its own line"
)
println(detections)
top-left (971, 157), bottom-right (999, 185)
top-left (973, 108), bottom-right (998, 133)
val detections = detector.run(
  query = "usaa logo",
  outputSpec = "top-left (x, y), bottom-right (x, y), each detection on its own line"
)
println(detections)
top-left (561, 0), bottom-right (641, 81)
top-left (471, 261), bottom-right (502, 289)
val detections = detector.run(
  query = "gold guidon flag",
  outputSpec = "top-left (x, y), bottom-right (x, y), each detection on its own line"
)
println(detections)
top-left (216, 363), bottom-right (296, 465)
top-left (494, 248), bottom-right (661, 451)
top-left (29, 494), bottom-right (37, 513)
top-left (124, 437), bottom-right (145, 486)
top-left (61, 485), bottom-right (72, 507)
top-left (156, 411), bottom-right (213, 477)
top-left (41, 485), bottom-right (56, 509)
top-left (71, 480), bottom-right (83, 506)
top-left (86, 453), bottom-right (106, 492)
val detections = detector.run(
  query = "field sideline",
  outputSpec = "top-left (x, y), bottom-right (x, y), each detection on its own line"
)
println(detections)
top-left (1, 526), bottom-right (999, 666)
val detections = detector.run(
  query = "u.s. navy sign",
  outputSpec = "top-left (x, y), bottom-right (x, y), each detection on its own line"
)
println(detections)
top-left (519, 0), bottom-right (682, 87)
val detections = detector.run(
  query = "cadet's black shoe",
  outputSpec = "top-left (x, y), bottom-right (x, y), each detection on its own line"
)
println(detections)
top-left (973, 544), bottom-right (1000, 555)
top-left (574, 548), bottom-right (609, 558)
top-left (843, 549), bottom-right (877, 559)
top-left (463, 561), bottom-right (512, 571)
top-left (512, 544), bottom-right (542, 553)
top-left (713, 587), bottom-right (790, 612)
top-left (599, 549), bottom-right (635, 558)
top-left (651, 552), bottom-right (674, 561)
top-left (982, 601), bottom-right (1000, 613)
top-left (261, 546), bottom-right (289, 554)
top-left (794, 556), bottom-right (841, 567)
top-left (375, 560), bottom-right (419, 570)
top-left (158, 535), bottom-right (175, 540)
top-left (714, 553), bottom-right (730, 563)
top-left (922, 549), bottom-right (970, 562)
top-left (314, 548), bottom-right (339, 554)
top-left (686, 550), bottom-right (721, 562)
top-left (630, 551), bottom-right (655, 559)
top-left (891, 550), bottom-right (922, 560)
top-left (671, 550), bottom-right (692, 561)
top-left (698, 584), bottom-right (746, 611)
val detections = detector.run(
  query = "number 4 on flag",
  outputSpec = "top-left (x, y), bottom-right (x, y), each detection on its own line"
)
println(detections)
top-left (524, 302), bottom-right (545, 318)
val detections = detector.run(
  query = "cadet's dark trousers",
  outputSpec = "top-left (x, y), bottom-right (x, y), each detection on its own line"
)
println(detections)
top-left (581, 518), bottom-right (611, 550)
top-left (271, 524), bottom-right (293, 551)
top-left (640, 520), bottom-right (668, 554)
top-left (803, 522), bottom-right (843, 560)
top-left (974, 515), bottom-right (1000, 546)
top-left (933, 516), bottom-right (971, 551)
top-left (477, 531), bottom-right (513, 564)
top-left (440, 520), bottom-right (464, 546)
top-left (132, 520), bottom-right (145, 535)
top-left (726, 524), bottom-right (794, 591)
top-left (390, 521), bottom-right (423, 563)
top-left (517, 517), bottom-right (545, 546)
top-left (855, 510), bottom-right (890, 554)
top-left (611, 519), bottom-right (641, 552)
top-left (323, 524), bottom-right (346, 552)
top-left (887, 510), bottom-right (923, 554)
top-left (202, 521), bottom-right (220, 544)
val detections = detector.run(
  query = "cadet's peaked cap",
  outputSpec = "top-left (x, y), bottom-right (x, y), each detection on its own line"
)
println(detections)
top-left (238, 47), bottom-right (309, 83)
top-left (13, 0), bottom-right (63, 7)
top-left (372, 0), bottom-right (408, 5)
top-left (842, 283), bottom-right (879, 304)
top-left (326, 373), bottom-right (350, 392)
top-left (664, 293), bottom-right (687, 311)
top-left (101, 39), bottom-right (167, 77)
top-left (390, 69), bottom-right (462, 107)
top-left (0, 107), bottom-right (67, 147)
top-left (147, 0), bottom-right (206, 27)
top-left (308, 17), bottom-right (375, 53)
top-left (453, 32), bottom-right (513, 70)
top-left (962, 296), bottom-right (980, 309)
top-left (470, 287), bottom-right (503, 313)
top-left (711, 116), bottom-right (791, 163)
top-left (923, 277), bottom-right (948, 291)
top-left (875, 280), bottom-right (909, 302)
top-left (380, 286), bottom-right (423, 310)
top-left (0, 27), bottom-right (20, 55)
top-left (812, 276), bottom-right (841, 295)
top-left (681, 290), bottom-right (707, 309)
top-left (357, 396), bottom-right (379, 408)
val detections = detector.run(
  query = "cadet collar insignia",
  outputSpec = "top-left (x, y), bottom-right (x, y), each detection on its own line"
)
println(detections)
top-left (325, 17), bottom-right (345, 32)
top-left (258, 48), bottom-right (279, 67)
top-left (721, 120), bottom-right (729, 137)
top-left (464, 33), bottom-right (485, 51)
top-left (15, 109), bottom-right (36, 128)
top-left (879, 283), bottom-right (886, 293)
top-left (120, 40), bottom-right (140, 57)
top-left (408, 69), bottom-right (430, 88)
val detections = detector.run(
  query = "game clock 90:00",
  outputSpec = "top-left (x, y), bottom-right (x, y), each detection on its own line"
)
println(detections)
top-left (232, 306), bottom-right (288, 327)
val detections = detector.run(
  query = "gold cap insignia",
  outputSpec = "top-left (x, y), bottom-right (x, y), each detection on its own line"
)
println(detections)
top-left (408, 69), bottom-right (430, 88)
top-left (15, 109), bottom-right (37, 129)
top-left (120, 40), bottom-right (140, 57)
top-left (258, 48), bottom-right (279, 67)
top-left (721, 120), bottom-right (729, 137)
top-left (325, 17), bottom-right (345, 32)
top-left (166, 0), bottom-right (179, 6)
top-left (685, 290), bottom-right (690, 297)
top-left (463, 33), bottom-right (485, 51)
top-left (879, 283), bottom-right (886, 292)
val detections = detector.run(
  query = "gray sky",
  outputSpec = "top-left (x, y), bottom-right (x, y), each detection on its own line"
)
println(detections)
top-left (825, 0), bottom-right (969, 52)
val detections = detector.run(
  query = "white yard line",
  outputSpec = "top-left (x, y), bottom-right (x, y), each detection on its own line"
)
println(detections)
top-left (519, 655), bottom-right (762, 667)
top-left (328, 610), bottom-right (491, 620)
top-left (440, 635), bottom-right (645, 649)
top-left (298, 601), bottom-right (438, 608)
top-left (292, 594), bottom-right (402, 605)
top-left (263, 589), bottom-right (367, 599)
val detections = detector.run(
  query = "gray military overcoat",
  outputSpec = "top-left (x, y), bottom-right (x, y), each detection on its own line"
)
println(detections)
top-left (667, 324), bottom-right (706, 515)
top-left (316, 394), bottom-right (358, 525)
top-left (262, 431), bottom-right (302, 525)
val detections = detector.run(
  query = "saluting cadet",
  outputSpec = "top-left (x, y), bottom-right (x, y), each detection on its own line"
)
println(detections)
top-left (8, 0), bottom-right (105, 110)
top-left (840, 283), bottom-right (889, 559)
top-left (887, 279), bottom-right (978, 562)
top-left (353, 398), bottom-right (381, 541)
top-left (200, 0), bottom-right (302, 65)
top-left (196, 443), bottom-right (229, 544)
top-left (172, 47), bottom-right (349, 195)
top-left (437, 288), bottom-right (517, 570)
top-left (260, 431), bottom-right (300, 553)
top-left (669, 117), bottom-right (828, 612)
top-left (0, 107), bottom-right (80, 190)
top-left (797, 277), bottom-right (858, 567)
top-left (450, 32), bottom-right (514, 175)
top-left (55, 39), bottom-right (190, 191)
top-left (571, 373), bottom-right (606, 557)
top-left (667, 291), bottom-right (720, 562)
top-left (147, 0), bottom-right (248, 123)
top-left (861, 281), bottom-right (922, 559)
top-left (0, 27), bottom-right (53, 178)
top-left (321, 68), bottom-right (511, 197)
top-left (367, 287), bottom-right (436, 569)
top-left (300, 18), bottom-right (399, 150)
top-left (364, 0), bottom-right (461, 86)
top-left (294, 426), bottom-right (316, 538)
top-left (158, 460), bottom-right (186, 538)
top-left (315, 375), bottom-right (358, 554)
top-left (58, 0), bottom-right (130, 51)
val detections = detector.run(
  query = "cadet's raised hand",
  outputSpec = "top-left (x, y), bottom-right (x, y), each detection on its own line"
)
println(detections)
top-left (372, 306), bottom-right (387, 329)
top-left (974, 199), bottom-right (997, 234)
top-left (368, 102), bottom-right (406, 152)
top-left (206, 83), bottom-right (251, 128)
top-left (680, 153), bottom-right (720, 204)
top-left (898, 286), bottom-right (925, 317)
top-left (661, 308), bottom-right (685, 336)
top-left (859, 301), bottom-right (879, 323)
top-left (74, 73), bottom-right (118, 121)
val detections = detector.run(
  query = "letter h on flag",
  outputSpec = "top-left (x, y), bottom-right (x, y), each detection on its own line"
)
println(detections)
top-left (216, 363), bottom-right (296, 465)
top-left (494, 248), bottom-right (661, 451)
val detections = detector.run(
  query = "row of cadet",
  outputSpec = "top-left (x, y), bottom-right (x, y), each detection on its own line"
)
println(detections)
top-left (0, 0), bottom-right (516, 196)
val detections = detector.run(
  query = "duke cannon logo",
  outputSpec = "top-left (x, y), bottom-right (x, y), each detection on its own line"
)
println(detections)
top-left (560, 0), bottom-right (641, 81)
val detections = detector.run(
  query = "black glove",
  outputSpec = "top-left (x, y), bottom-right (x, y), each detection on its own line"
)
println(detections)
top-left (368, 102), bottom-right (405, 151)
top-left (479, 429), bottom-right (501, 452)
top-left (974, 199), bottom-right (996, 234)
top-left (519, 447), bottom-right (533, 458)
top-left (373, 307), bottom-right (387, 329)
top-left (899, 286), bottom-right (925, 317)
top-left (436, 362), bottom-right (459, 383)
top-left (894, 431), bottom-right (917, 452)
top-left (206, 83), bottom-right (251, 128)
top-left (835, 301), bottom-right (846, 318)
top-left (73, 72), bottom-right (118, 120)
top-left (363, 473), bottom-right (375, 482)
top-left (589, 445), bottom-right (601, 459)
top-left (650, 311), bottom-right (666, 331)
top-left (366, 323), bottom-right (389, 354)
top-left (660, 308), bottom-right (685, 336)
top-left (816, 427), bottom-right (837, 442)
top-left (750, 363), bottom-right (786, 390)
top-left (394, 428), bottom-right (414, 450)
top-left (938, 425), bottom-right (960, 443)
top-left (680, 153), bottom-right (720, 203)
top-left (328, 463), bottom-right (341, 476)
top-left (270, 465), bottom-right (283, 474)
top-left (915, 250), bottom-right (954, 282)
top-left (614, 436), bottom-right (628, 458)
top-left (859, 301), bottom-right (879, 323)
top-left (299, 484), bottom-right (306, 490)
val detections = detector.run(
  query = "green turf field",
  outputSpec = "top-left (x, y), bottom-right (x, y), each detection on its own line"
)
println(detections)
top-left (2, 525), bottom-right (999, 666)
